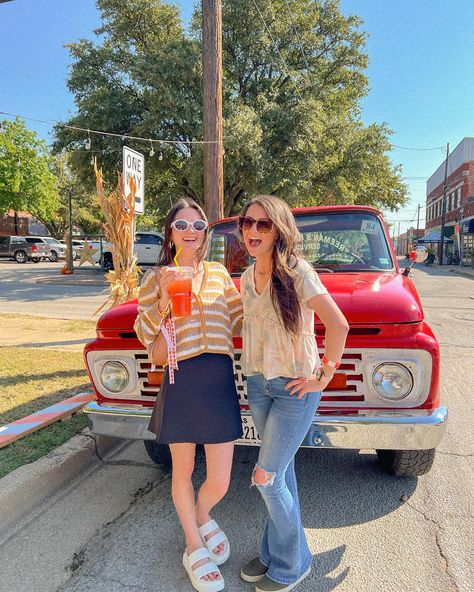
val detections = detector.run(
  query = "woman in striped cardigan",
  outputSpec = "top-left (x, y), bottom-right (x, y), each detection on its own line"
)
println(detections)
top-left (134, 198), bottom-right (242, 592)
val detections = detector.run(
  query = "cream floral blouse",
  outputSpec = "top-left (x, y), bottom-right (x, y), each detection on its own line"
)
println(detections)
top-left (240, 258), bottom-right (328, 380)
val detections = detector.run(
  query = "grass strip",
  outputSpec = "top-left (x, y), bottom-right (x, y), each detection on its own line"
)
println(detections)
top-left (0, 414), bottom-right (88, 478)
top-left (0, 345), bottom-right (92, 477)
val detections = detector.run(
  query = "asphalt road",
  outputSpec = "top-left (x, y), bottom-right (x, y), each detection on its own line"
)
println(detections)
top-left (0, 260), bottom-right (109, 320)
top-left (1, 264), bottom-right (473, 592)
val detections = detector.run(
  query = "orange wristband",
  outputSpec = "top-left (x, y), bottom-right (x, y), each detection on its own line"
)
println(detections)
top-left (322, 355), bottom-right (340, 369)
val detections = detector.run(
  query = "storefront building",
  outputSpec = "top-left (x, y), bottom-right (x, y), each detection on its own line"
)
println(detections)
top-left (397, 228), bottom-right (425, 256)
top-left (425, 138), bottom-right (474, 266)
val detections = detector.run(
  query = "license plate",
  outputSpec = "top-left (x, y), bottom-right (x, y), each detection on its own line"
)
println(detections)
top-left (236, 414), bottom-right (261, 446)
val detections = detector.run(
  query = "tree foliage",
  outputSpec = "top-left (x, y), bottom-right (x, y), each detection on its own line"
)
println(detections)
top-left (54, 0), bottom-right (408, 219)
top-left (0, 118), bottom-right (59, 220)
top-left (41, 154), bottom-right (104, 238)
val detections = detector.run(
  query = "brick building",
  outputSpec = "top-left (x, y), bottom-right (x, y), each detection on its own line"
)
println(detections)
top-left (425, 137), bottom-right (474, 266)
top-left (0, 210), bottom-right (49, 236)
top-left (396, 228), bottom-right (425, 256)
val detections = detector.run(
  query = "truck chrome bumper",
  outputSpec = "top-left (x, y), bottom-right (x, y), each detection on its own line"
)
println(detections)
top-left (84, 401), bottom-right (448, 450)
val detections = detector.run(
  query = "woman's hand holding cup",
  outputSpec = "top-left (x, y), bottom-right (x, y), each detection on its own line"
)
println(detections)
top-left (156, 266), bottom-right (178, 303)
top-left (156, 266), bottom-right (194, 317)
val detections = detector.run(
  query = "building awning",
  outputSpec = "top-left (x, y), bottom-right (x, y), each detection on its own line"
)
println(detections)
top-left (417, 230), bottom-right (453, 244)
top-left (462, 217), bottom-right (474, 234)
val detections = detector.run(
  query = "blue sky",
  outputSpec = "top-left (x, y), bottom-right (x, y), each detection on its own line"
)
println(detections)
top-left (1, 0), bottom-right (473, 234)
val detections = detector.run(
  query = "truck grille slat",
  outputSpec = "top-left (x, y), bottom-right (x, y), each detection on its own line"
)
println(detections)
top-left (129, 350), bottom-right (367, 407)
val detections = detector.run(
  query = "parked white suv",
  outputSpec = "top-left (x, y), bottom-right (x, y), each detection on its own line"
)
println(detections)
top-left (92, 231), bottom-right (164, 270)
top-left (59, 239), bottom-right (85, 260)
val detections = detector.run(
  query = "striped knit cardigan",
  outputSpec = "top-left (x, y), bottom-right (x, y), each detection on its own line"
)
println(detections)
top-left (134, 261), bottom-right (243, 363)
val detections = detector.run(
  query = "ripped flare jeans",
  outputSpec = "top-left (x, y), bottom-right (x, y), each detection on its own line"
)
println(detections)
top-left (247, 374), bottom-right (321, 585)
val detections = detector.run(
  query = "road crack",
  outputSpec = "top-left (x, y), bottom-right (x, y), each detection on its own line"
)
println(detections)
top-left (405, 499), bottom-right (459, 591)
top-left (437, 451), bottom-right (474, 458)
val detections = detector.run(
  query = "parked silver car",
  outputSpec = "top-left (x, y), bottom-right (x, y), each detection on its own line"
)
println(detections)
top-left (25, 236), bottom-right (67, 262)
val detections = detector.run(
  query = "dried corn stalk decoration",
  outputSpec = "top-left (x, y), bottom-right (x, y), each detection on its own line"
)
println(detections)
top-left (94, 159), bottom-right (140, 313)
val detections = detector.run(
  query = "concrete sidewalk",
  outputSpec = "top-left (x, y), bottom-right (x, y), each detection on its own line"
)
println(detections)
top-left (0, 429), bottom-right (127, 539)
top-left (428, 263), bottom-right (474, 280)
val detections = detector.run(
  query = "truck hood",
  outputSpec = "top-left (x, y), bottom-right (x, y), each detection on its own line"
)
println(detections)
top-left (97, 300), bottom-right (139, 332)
top-left (97, 271), bottom-right (423, 332)
top-left (317, 272), bottom-right (423, 324)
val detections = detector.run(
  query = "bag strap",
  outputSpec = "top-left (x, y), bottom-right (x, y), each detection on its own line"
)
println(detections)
top-left (160, 318), bottom-right (179, 384)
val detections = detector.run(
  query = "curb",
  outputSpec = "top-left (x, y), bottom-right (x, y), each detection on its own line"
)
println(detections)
top-left (0, 428), bottom-right (126, 539)
top-left (449, 269), bottom-right (474, 280)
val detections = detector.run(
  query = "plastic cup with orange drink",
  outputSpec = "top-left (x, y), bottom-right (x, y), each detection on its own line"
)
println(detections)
top-left (168, 266), bottom-right (193, 316)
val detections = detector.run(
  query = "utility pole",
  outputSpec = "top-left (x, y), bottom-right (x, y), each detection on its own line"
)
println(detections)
top-left (438, 143), bottom-right (450, 266)
top-left (416, 203), bottom-right (420, 245)
top-left (202, 0), bottom-right (224, 222)
top-left (397, 220), bottom-right (401, 255)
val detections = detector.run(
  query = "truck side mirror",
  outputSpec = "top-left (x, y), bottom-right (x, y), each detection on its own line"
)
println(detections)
top-left (402, 246), bottom-right (428, 276)
top-left (413, 246), bottom-right (429, 263)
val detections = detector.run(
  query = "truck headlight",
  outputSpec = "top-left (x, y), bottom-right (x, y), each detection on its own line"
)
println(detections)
top-left (372, 363), bottom-right (413, 400)
top-left (100, 361), bottom-right (129, 393)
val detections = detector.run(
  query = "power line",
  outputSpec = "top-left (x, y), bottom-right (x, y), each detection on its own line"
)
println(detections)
top-left (282, 0), bottom-right (310, 71)
top-left (392, 144), bottom-right (446, 151)
top-left (250, 0), bottom-right (303, 98)
top-left (0, 110), bottom-right (219, 145)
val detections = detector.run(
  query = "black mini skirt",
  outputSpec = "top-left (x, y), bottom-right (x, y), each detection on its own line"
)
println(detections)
top-left (148, 353), bottom-right (243, 445)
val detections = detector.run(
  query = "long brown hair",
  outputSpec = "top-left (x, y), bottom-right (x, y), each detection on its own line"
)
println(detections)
top-left (157, 198), bottom-right (209, 266)
top-left (241, 195), bottom-right (302, 338)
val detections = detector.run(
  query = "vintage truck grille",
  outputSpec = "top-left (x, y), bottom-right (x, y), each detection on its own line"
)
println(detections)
top-left (234, 350), bottom-right (364, 407)
top-left (135, 353), bottom-right (162, 401)
top-left (134, 350), bottom-right (365, 407)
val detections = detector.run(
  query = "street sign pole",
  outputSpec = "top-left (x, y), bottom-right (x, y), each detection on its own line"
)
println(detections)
top-left (123, 146), bottom-right (145, 266)
top-left (67, 188), bottom-right (74, 273)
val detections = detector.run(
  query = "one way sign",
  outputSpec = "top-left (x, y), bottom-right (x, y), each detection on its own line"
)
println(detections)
top-left (123, 146), bottom-right (144, 214)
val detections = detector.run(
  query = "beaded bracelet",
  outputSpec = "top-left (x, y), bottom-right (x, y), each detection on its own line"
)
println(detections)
top-left (157, 299), bottom-right (170, 318)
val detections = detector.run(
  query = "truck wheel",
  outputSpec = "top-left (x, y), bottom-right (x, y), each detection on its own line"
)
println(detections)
top-left (144, 440), bottom-right (171, 470)
top-left (376, 449), bottom-right (436, 477)
top-left (15, 250), bottom-right (27, 264)
top-left (49, 250), bottom-right (58, 262)
top-left (101, 253), bottom-right (114, 271)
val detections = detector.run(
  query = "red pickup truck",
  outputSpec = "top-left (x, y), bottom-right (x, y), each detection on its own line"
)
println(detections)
top-left (83, 205), bottom-right (447, 477)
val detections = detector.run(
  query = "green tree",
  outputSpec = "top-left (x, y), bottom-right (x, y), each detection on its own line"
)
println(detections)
top-left (41, 154), bottom-right (104, 238)
top-left (54, 0), bottom-right (408, 219)
top-left (0, 118), bottom-right (59, 220)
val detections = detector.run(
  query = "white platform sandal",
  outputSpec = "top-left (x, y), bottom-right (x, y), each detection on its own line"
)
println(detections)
top-left (198, 519), bottom-right (230, 565)
top-left (182, 547), bottom-right (225, 592)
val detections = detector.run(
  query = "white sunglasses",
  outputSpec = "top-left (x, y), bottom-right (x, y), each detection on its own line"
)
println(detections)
top-left (171, 219), bottom-right (208, 232)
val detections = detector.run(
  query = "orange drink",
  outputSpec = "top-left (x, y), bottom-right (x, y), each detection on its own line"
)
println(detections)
top-left (168, 267), bottom-right (193, 316)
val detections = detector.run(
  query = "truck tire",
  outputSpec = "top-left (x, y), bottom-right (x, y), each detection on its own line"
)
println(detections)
top-left (101, 252), bottom-right (114, 271)
top-left (14, 250), bottom-right (27, 264)
top-left (376, 448), bottom-right (436, 477)
top-left (144, 440), bottom-right (171, 470)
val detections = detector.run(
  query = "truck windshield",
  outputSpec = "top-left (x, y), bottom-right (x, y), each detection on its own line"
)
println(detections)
top-left (207, 212), bottom-right (393, 275)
